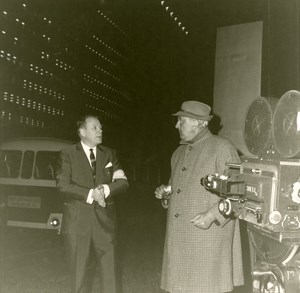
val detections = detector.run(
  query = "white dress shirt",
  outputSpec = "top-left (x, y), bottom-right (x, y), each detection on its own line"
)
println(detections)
top-left (81, 141), bottom-right (110, 204)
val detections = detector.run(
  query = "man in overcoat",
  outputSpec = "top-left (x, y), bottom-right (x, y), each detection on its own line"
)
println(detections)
top-left (155, 101), bottom-right (244, 293)
top-left (56, 114), bottom-right (128, 293)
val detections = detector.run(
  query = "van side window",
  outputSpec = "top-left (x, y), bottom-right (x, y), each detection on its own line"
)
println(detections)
top-left (0, 150), bottom-right (22, 178)
top-left (21, 151), bottom-right (34, 179)
top-left (34, 151), bottom-right (58, 180)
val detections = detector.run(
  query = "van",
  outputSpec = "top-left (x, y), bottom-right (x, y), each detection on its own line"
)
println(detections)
top-left (0, 137), bottom-right (72, 232)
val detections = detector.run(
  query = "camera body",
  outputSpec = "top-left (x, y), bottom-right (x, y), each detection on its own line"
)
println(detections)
top-left (203, 157), bottom-right (300, 240)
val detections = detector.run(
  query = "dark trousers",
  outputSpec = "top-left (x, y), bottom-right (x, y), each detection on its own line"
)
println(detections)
top-left (63, 225), bottom-right (116, 293)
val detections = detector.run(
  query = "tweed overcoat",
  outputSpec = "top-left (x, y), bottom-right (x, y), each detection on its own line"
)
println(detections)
top-left (161, 129), bottom-right (244, 293)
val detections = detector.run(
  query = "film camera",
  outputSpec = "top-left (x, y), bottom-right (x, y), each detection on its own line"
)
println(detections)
top-left (203, 91), bottom-right (300, 293)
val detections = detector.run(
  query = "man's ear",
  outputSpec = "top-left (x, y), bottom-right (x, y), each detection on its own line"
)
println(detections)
top-left (79, 127), bottom-right (85, 138)
top-left (193, 120), bottom-right (199, 128)
top-left (197, 120), bottom-right (208, 128)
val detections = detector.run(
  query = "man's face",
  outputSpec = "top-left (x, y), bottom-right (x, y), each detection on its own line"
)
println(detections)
top-left (175, 116), bottom-right (198, 141)
top-left (80, 117), bottom-right (103, 147)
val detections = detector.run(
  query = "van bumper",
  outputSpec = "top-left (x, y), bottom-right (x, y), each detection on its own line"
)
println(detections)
top-left (6, 213), bottom-right (63, 230)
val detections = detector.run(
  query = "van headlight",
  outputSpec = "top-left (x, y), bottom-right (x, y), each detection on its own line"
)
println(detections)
top-left (50, 218), bottom-right (60, 227)
top-left (47, 213), bottom-right (62, 229)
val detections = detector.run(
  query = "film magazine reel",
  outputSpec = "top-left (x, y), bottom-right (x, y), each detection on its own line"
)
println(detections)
top-left (245, 90), bottom-right (300, 159)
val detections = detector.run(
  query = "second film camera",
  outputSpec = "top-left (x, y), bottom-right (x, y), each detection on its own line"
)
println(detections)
top-left (202, 91), bottom-right (300, 293)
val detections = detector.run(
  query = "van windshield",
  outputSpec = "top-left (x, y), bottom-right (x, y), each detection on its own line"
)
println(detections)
top-left (0, 150), bottom-right (59, 180)
top-left (0, 150), bottom-right (22, 178)
top-left (33, 151), bottom-right (59, 180)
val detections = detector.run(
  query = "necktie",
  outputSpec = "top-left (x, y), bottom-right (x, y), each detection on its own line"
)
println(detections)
top-left (89, 148), bottom-right (96, 177)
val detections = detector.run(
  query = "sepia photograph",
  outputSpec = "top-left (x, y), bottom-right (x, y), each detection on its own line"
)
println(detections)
top-left (0, 0), bottom-right (300, 292)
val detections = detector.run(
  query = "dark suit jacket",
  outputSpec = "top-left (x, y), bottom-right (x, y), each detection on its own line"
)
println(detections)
top-left (56, 142), bottom-right (128, 236)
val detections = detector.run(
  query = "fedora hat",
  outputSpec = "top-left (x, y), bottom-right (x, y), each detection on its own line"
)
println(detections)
top-left (172, 101), bottom-right (213, 121)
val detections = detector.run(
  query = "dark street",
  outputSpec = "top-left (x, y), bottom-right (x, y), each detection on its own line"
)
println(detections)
top-left (0, 186), bottom-right (252, 293)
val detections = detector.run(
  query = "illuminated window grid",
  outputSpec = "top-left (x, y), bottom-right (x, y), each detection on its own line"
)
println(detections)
top-left (41, 48), bottom-right (76, 65)
top-left (2, 9), bottom-right (49, 51)
top-left (0, 49), bottom-right (17, 64)
top-left (55, 58), bottom-right (75, 71)
top-left (3, 91), bottom-right (64, 117)
top-left (85, 44), bottom-right (116, 66)
top-left (36, 16), bottom-right (62, 46)
top-left (3, 6), bottom-right (55, 42)
top-left (92, 35), bottom-right (125, 60)
top-left (2, 18), bottom-right (45, 47)
top-left (23, 80), bottom-right (66, 101)
top-left (19, 115), bottom-right (45, 128)
top-left (82, 88), bottom-right (125, 108)
top-left (41, 50), bottom-right (77, 71)
top-left (1, 110), bottom-right (45, 128)
top-left (42, 16), bottom-right (53, 26)
top-left (1, 110), bottom-right (12, 121)
top-left (1, 31), bottom-right (60, 79)
top-left (94, 65), bottom-right (120, 82)
top-left (97, 10), bottom-right (127, 37)
top-left (29, 63), bottom-right (53, 78)
top-left (0, 25), bottom-right (20, 46)
top-left (83, 73), bottom-right (124, 97)
top-left (1, 50), bottom-right (57, 82)
top-left (41, 51), bottom-right (50, 61)
top-left (41, 33), bottom-right (52, 43)
top-left (85, 104), bottom-right (119, 120)
top-left (2, 10), bottom-right (27, 30)
top-left (1, 14), bottom-right (56, 63)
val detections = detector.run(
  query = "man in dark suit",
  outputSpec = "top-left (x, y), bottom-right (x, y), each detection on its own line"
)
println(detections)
top-left (56, 114), bottom-right (128, 293)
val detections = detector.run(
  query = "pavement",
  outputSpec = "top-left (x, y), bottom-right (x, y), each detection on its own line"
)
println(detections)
top-left (0, 186), bottom-right (252, 293)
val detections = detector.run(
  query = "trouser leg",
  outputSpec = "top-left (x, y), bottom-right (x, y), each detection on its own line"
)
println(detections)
top-left (100, 243), bottom-right (117, 293)
top-left (91, 236), bottom-right (117, 293)
top-left (64, 233), bottom-right (93, 293)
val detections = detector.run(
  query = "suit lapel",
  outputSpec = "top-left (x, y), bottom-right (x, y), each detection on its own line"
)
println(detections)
top-left (76, 142), bottom-right (94, 176)
top-left (95, 145), bottom-right (107, 172)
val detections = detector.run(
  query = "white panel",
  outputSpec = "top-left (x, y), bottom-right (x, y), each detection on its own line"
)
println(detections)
top-left (213, 21), bottom-right (263, 155)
